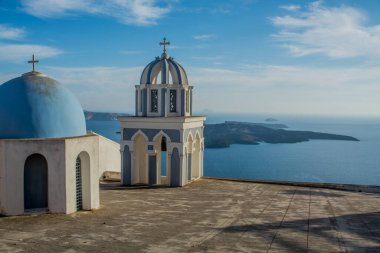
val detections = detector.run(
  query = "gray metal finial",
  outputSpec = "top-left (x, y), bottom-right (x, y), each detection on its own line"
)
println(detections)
top-left (28, 54), bottom-right (39, 72)
top-left (159, 37), bottom-right (170, 54)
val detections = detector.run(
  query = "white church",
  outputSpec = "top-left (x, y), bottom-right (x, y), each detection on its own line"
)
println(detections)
top-left (0, 38), bottom-right (205, 216)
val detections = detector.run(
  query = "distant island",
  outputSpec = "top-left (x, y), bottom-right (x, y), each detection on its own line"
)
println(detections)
top-left (205, 121), bottom-right (359, 148)
top-left (84, 111), bottom-right (359, 148)
top-left (84, 111), bottom-right (131, 121)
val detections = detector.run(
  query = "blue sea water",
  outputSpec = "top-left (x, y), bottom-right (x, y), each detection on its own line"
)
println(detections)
top-left (86, 114), bottom-right (380, 186)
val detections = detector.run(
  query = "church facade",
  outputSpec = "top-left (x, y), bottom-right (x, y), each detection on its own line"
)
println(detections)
top-left (119, 38), bottom-right (206, 187)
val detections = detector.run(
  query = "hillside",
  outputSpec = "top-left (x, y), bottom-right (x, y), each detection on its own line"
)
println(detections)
top-left (84, 111), bottom-right (131, 121)
top-left (204, 121), bottom-right (359, 148)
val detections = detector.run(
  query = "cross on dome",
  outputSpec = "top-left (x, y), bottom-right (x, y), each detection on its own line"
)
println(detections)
top-left (159, 37), bottom-right (170, 54)
top-left (28, 54), bottom-right (39, 72)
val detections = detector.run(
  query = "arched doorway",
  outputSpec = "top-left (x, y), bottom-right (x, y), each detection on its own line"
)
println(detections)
top-left (133, 133), bottom-right (148, 184)
top-left (77, 151), bottom-right (91, 210)
top-left (75, 157), bottom-right (83, 211)
top-left (24, 154), bottom-right (48, 210)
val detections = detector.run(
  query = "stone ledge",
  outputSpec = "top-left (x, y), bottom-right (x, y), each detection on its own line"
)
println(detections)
top-left (202, 176), bottom-right (380, 193)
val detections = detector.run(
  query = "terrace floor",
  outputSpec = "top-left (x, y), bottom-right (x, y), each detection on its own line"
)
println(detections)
top-left (1, 178), bottom-right (380, 252)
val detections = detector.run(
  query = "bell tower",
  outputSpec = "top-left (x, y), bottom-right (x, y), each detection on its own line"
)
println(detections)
top-left (119, 38), bottom-right (205, 187)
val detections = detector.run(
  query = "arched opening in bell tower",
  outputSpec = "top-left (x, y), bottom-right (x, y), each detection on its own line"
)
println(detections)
top-left (154, 133), bottom-right (170, 185)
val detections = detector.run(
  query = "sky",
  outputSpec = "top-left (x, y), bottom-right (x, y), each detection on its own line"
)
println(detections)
top-left (1, 0), bottom-right (380, 117)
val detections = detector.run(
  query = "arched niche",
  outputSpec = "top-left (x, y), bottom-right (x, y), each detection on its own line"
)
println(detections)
top-left (24, 154), bottom-right (48, 211)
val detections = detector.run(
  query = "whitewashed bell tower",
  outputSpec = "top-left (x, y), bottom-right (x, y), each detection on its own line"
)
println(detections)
top-left (118, 38), bottom-right (206, 187)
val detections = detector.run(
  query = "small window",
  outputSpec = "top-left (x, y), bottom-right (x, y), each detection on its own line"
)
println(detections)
top-left (151, 89), bottom-right (158, 112)
top-left (170, 90), bottom-right (177, 112)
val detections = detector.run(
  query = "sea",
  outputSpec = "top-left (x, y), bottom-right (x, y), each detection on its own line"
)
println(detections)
top-left (86, 114), bottom-right (380, 186)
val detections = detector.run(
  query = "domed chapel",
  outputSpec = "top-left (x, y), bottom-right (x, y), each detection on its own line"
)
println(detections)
top-left (0, 55), bottom-right (120, 216)
top-left (119, 38), bottom-right (206, 186)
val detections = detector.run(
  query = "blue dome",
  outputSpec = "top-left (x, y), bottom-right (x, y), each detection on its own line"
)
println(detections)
top-left (0, 71), bottom-right (86, 139)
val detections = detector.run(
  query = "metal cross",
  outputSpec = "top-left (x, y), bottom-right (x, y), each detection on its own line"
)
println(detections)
top-left (159, 37), bottom-right (170, 54)
top-left (28, 54), bottom-right (39, 72)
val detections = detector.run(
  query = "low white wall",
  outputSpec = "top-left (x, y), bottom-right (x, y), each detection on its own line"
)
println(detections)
top-left (96, 134), bottom-right (121, 179)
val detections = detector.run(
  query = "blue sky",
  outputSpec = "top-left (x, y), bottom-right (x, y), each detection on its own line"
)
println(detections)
top-left (1, 0), bottom-right (380, 116)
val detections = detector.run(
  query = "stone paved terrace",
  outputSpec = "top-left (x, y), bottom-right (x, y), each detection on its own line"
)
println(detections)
top-left (1, 179), bottom-right (380, 253)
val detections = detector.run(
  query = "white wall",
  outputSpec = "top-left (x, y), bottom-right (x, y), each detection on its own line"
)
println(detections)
top-left (97, 134), bottom-right (121, 178)
top-left (65, 135), bottom-right (100, 214)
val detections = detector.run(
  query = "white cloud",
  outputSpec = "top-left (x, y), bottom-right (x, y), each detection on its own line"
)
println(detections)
top-left (0, 44), bottom-right (62, 62)
top-left (20, 0), bottom-right (170, 26)
top-left (10, 63), bottom-right (376, 116)
top-left (189, 65), bottom-right (380, 116)
top-left (44, 66), bottom-right (141, 112)
top-left (180, 7), bottom-right (231, 15)
top-left (0, 24), bottom-right (26, 40)
top-left (191, 56), bottom-right (223, 61)
top-left (271, 1), bottom-right (380, 58)
top-left (193, 34), bottom-right (217, 41)
top-left (279, 5), bottom-right (300, 11)
top-left (0, 24), bottom-right (62, 63)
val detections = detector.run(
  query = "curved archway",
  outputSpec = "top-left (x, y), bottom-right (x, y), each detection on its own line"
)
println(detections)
top-left (77, 151), bottom-right (91, 210)
top-left (133, 133), bottom-right (148, 184)
top-left (153, 130), bottom-right (172, 143)
top-left (131, 130), bottom-right (149, 143)
top-left (24, 154), bottom-right (48, 210)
